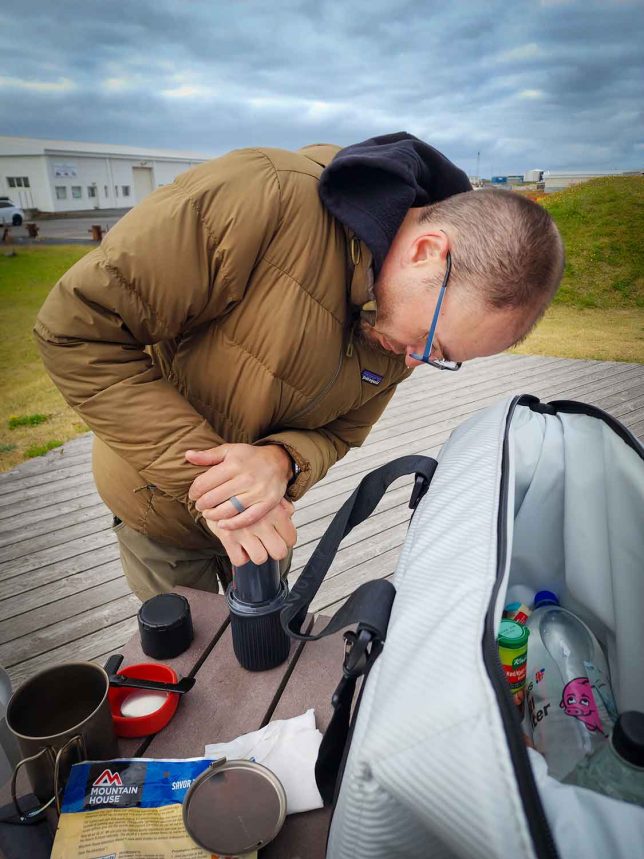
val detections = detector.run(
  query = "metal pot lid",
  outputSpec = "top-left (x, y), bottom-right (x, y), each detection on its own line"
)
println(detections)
top-left (182, 757), bottom-right (287, 855)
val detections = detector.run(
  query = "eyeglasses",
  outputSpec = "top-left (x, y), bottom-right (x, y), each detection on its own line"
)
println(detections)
top-left (410, 251), bottom-right (462, 370)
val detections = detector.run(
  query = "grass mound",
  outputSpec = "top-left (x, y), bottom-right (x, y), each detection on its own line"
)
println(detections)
top-left (540, 176), bottom-right (643, 309)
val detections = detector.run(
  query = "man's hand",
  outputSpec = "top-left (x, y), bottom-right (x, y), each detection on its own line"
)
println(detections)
top-left (205, 498), bottom-right (297, 566)
top-left (186, 443), bottom-right (292, 531)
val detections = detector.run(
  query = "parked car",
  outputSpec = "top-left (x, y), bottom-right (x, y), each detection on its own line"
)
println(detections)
top-left (0, 198), bottom-right (25, 226)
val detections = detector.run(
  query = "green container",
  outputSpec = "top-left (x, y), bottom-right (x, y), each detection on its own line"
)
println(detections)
top-left (497, 619), bottom-right (530, 709)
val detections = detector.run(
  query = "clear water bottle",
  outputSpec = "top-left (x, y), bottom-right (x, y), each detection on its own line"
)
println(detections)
top-left (525, 590), bottom-right (617, 780)
top-left (566, 712), bottom-right (644, 807)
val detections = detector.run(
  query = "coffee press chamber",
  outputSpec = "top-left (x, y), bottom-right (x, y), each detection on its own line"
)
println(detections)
top-left (226, 559), bottom-right (291, 671)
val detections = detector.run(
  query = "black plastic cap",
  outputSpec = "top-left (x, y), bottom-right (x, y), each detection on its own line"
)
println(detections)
top-left (612, 711), bottom-right (644, 767)
top-left (138, 593), bottom-right (193, 660)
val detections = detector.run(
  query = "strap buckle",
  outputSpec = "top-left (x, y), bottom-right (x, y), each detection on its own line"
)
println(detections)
top-left (342, 628), bottom-right (374, 677)
top-left (332, 628), bottom-right (378, 708)
top-left (409, 473), bottom-right (430, 510)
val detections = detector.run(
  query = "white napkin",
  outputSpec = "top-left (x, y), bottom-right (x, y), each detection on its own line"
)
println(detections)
top-left (204, 709), bottom-right (324, 815)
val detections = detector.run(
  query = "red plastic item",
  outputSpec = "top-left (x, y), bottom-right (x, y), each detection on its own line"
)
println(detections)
top-left (108, 662), bottom-right (180, 738)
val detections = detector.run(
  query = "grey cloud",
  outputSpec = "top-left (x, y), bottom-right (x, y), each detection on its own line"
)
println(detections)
top-left (0, 0), bottom-right (642, 174)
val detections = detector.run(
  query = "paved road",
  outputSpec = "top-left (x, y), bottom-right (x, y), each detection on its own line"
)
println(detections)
top-left (3, 213), bottom-right (126, 244)
top-left (34, 214), bottom-right (124, 241)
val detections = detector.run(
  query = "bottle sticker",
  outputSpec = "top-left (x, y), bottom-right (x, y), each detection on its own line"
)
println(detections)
top-left (527, 686), bottom-right (553, 729)
top-left (559, 676), bottom-right (606, 735)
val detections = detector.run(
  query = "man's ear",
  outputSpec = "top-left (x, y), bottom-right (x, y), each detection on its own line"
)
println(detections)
top-left (408, 230), bottom-right (448, 267)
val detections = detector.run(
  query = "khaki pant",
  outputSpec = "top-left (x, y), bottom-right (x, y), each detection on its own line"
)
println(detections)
top-left (113, 518), bottom-right (292, 603)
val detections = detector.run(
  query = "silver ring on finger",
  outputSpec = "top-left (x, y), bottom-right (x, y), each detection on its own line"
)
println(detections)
top-left (229, 495), bottom-right (246, 514)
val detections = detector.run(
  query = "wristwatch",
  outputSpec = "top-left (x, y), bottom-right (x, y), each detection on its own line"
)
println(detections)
top-left (286, 453), bottom-right (301, 488)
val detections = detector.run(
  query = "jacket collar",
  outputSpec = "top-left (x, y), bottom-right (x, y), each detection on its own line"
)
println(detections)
top-left (298, 144), bottom-right (378, 314)
top-left (343, 226), bottom-right (408, 367)
top-left (345, 229), bottom-right (376, 314)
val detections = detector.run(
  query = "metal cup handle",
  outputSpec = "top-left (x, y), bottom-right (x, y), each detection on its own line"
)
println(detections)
top-left (53, 734), bottom-right (86, 814)
top-left (11, 746), bottom-right (57, 822)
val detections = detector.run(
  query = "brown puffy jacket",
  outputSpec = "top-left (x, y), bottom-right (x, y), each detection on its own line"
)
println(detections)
top-left (34, 144), bottom-right (411, 549)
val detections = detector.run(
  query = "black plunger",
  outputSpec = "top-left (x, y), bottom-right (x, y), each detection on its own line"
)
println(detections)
top-left (226, 558), bottom-right (291, 671)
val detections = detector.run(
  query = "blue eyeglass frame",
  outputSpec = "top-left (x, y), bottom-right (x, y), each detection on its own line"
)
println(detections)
top-left (410, 251), bottom-right (462, 370)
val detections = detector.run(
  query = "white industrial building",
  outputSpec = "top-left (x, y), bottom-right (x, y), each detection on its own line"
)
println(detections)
top-left (0, 136), bottom-right (213, 213)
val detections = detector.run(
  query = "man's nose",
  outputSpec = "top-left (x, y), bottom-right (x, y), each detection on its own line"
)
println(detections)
top-left (405, 346), bottom-right (424, 369)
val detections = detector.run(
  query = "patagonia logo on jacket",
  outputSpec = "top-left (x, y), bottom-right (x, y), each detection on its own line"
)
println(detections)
top-left (361, 369), bottom-right (383, 386)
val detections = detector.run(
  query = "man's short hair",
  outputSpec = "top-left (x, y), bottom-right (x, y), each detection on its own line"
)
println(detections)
top-left (417, 189), bottom-right (564, 312)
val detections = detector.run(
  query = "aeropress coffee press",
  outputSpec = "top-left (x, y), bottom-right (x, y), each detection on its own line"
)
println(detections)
top-left (225, 558), bottom-right (292, 671)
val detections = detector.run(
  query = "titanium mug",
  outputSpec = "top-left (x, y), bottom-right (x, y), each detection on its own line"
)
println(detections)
top-left (0, 666), bottom-right (21, 788)
top-left (5, 662), bottom-right (118, 821)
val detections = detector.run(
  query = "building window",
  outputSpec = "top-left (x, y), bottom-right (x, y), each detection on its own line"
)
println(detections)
top-left (121, 185), bottom-right (130, 197)
top-left (88, 186), bottom-right (97, 198)
top-left (6, 176), bottom-right (30, 189)
top-left (55, 186), bottom-right (67, 200)
top-left (114, 185), bottom-right (119, 197)
top-left (71, 186), bottom-right (82, 199)
top-left (104, 185), bottom-right (108, 196)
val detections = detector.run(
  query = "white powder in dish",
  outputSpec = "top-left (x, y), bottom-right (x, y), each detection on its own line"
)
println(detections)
top-left (120, 690), bottom-right (169, 718)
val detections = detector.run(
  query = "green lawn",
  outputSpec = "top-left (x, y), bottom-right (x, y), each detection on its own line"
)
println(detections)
top-left (1, 177), bottom-right (643, 471)
top-left (0, 246), bottom-right (91, 471)
top-left (512, 306), bottom-right (643, 363)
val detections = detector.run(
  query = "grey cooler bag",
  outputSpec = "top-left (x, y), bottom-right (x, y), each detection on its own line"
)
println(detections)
top-left (282, 393), bottom-right (644, 859)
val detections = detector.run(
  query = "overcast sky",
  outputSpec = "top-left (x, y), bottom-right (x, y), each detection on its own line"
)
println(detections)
top-left (1, 0), bottom-right (642, 176)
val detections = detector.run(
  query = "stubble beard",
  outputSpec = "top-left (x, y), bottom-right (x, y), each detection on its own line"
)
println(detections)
top-left (356, 318), bottom-right (381, 349)
top-left (356, 274), bottom-right (386, 349)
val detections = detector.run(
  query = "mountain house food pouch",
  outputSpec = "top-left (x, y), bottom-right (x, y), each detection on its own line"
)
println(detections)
top-left (50, 757), bottom-right (257, 859)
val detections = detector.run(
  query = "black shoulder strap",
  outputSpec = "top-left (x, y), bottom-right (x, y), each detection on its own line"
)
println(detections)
top-left (281, 454), bottom-right (437, 642)
top-left (280, 454), bottom-right (438, 805)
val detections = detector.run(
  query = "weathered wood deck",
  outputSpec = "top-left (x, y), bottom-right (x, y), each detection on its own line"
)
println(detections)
top-left (1, 354), bottom-right (643, 687)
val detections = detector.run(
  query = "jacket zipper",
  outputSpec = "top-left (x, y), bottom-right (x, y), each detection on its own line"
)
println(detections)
top-left (483, 395), bottom-right (560, 859)
top-left (289, 320), bottom-right (353, 421)
top-left (289, 231), bottom-right (362, 424)
top-left (288, 339), bottom-right (347, 423)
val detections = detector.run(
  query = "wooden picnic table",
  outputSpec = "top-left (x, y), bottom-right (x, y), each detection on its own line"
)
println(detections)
top-left (1, 586), bottom-right (342, 858)
top-left (118, 586), bottom-right (340, 858)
